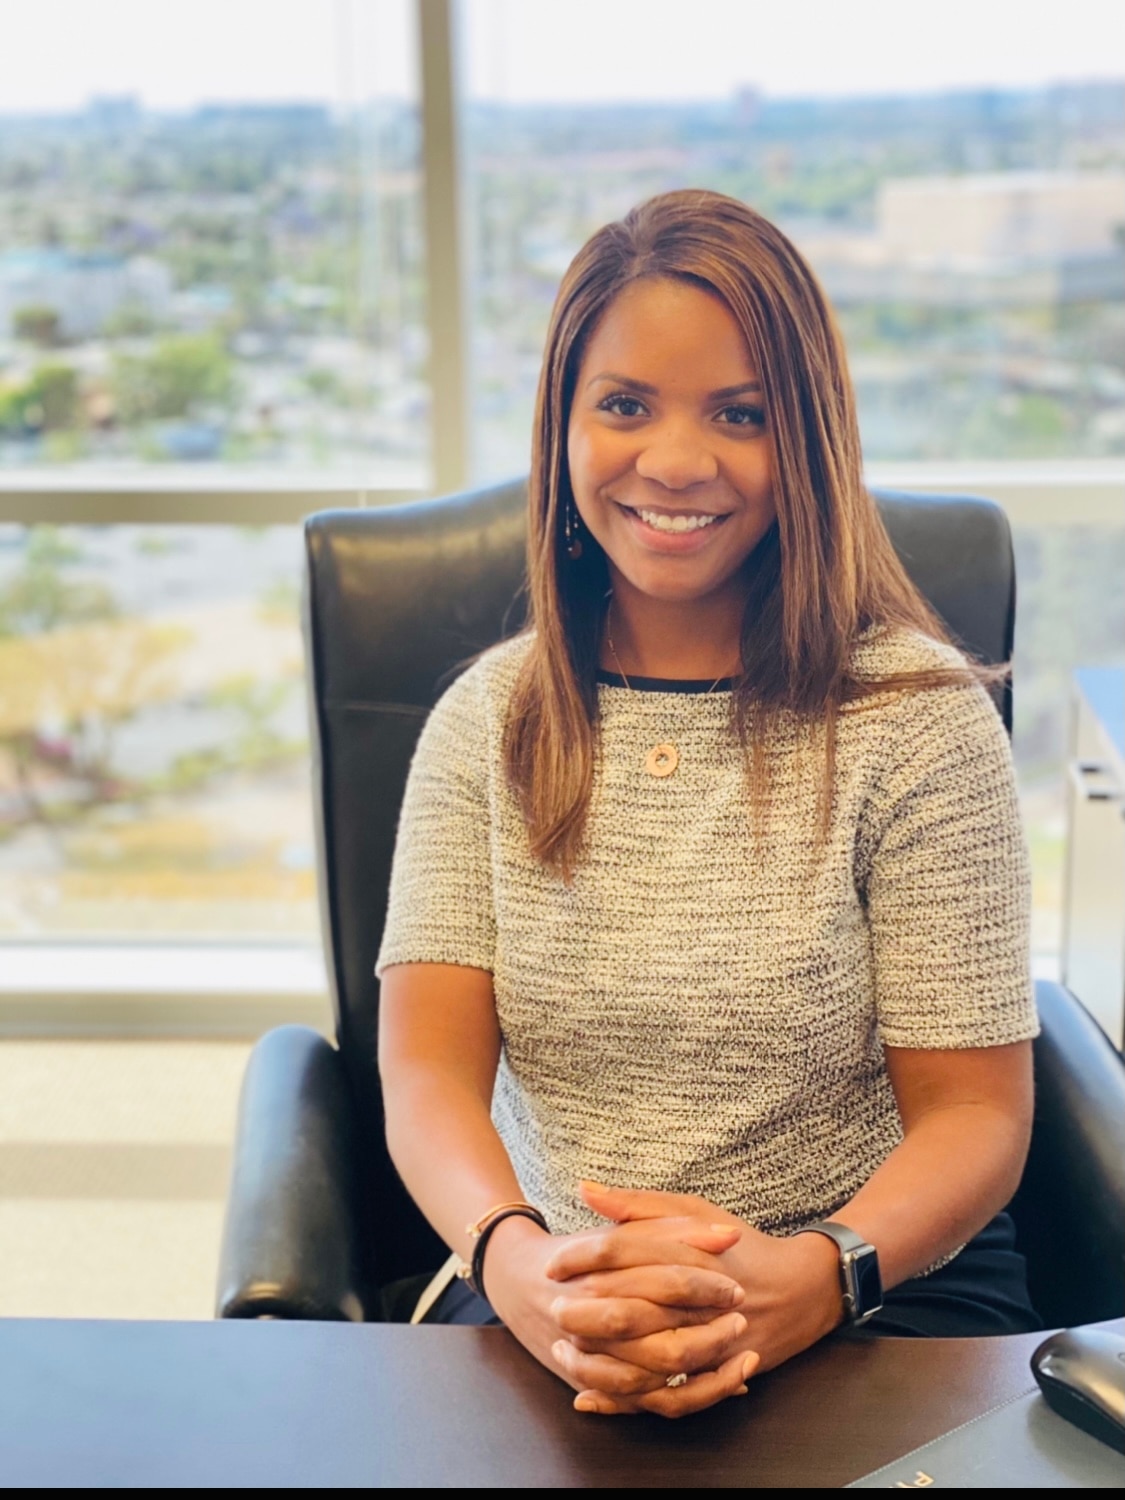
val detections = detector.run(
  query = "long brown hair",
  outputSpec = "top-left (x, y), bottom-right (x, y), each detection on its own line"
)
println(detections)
top-left (504, 188), bottom-right (994, 876)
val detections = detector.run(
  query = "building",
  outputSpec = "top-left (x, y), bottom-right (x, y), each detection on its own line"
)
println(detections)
top-left (793, 170), bottom-right (1125, 306)
top-left (0, 249), bottom-right (172, 341)
top-left (879, 170), bottom-right (1125, 262)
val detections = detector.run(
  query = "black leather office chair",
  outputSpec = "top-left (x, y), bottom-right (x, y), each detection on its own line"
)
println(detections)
top-left (216, 480), bottom-right (1125, 1330)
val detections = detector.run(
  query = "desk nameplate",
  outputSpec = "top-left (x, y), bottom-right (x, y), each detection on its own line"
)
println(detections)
top-left (847, 1385), bottom-right (1125, 1488)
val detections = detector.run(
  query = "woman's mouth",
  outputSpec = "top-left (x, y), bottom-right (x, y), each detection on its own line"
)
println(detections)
top-left (633, 507), bottom-right (720, 533)
top-left (615, 501), bottom-right (730, 547)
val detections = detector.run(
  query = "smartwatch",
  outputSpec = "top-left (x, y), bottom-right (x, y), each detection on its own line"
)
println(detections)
top-left (795, 1220), bottom-right (883, 1325)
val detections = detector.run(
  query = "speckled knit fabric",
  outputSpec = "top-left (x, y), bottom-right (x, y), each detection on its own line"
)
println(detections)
top-left (376, 630), bottom-right (1037, 1237)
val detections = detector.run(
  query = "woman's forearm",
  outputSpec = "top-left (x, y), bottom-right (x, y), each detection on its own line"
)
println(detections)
top-left (833, 1099), bottom-right (1030, 1288)
top-left (379, 963), bottom-right (532, 1264)
top-left (829, 1040), bottom-right (1034, 1289)
top-left (383, 1066), bottom-right (526, 1264)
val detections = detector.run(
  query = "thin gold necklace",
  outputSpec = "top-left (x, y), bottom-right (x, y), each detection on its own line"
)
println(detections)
top-left (604, 612), bottom-right (732, 779)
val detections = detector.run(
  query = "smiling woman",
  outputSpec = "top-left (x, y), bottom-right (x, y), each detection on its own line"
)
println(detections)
top-left (376, 190), bottom-right (1040, 1420)
top-left (505, 191), bottom-right (991, 874)
top-left (570, 278), bottom-right (776, 629)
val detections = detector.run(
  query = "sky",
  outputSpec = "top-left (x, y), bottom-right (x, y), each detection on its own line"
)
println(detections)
top-left (0, 0), bottom-right (1119, 113)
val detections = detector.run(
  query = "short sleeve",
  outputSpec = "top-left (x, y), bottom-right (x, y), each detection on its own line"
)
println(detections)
top-left (375, 663), bottom-right (497, 977)
top-left (862, 680), bottom-right (1038, 1049)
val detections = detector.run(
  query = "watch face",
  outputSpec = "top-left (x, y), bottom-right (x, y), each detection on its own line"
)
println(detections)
top-left (853, 1246), bottom-right (883, 1317)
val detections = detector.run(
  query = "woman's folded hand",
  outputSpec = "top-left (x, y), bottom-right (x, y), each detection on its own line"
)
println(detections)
top-left (480, 1208), bottom-right (752, 1415)
top-left (543, 1181), bottom-right (842, 1416)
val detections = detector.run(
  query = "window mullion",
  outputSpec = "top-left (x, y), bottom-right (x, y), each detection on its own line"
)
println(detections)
top-left (417, 0), bottom-right (470, 496)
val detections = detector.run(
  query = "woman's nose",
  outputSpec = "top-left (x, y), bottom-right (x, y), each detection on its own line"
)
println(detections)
top-left (634, 424), bottom-right (719, 490)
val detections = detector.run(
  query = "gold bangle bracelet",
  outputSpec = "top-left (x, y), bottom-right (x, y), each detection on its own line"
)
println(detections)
top-left (464, 1200), bottom-right (542, 1241)
top-left (457, 1201), bottom-right (549, 1303)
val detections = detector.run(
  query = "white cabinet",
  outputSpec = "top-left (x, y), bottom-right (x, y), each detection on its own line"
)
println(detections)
top-left (1061, 667), bottom-right (1125, 1049)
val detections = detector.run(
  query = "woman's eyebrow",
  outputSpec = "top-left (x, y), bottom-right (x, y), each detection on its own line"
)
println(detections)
top-left (586, 371), bottom-right (659, 394)
top-left (585, 372), bottom-right (763, 399)
top-left (710, 381), bottom-right (763, 399)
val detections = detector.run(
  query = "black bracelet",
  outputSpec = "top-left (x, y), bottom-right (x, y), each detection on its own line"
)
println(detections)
top-left (470, 1205), bottom-right (549, 1305)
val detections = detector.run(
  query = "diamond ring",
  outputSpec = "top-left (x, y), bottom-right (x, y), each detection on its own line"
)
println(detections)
top-left (665, 1372), bottom-right (688, 1389)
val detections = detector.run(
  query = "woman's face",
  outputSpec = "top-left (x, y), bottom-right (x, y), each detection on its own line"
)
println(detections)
top-left (567, 276), bottom-right (776, 609)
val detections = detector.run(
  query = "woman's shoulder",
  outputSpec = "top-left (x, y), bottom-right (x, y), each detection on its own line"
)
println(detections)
top-left (473, 629), bottom-right (536, 686)
top-left (849, 623), bottom-right (969, 680)
top-left (837, 630), bottom-right (1017, 852)
top-left (426, 630), bottom-right (533, 731)
top-left (844, 625), bottom-right (1006, 763)
top-left (443, 630), bottom-right (532, 700)
top-left (407, 633), bottom-right (533, 785)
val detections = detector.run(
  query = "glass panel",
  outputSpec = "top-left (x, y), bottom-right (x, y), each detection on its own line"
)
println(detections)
top-left (0, 0), bottom-right (426, 483)
top-left (0, 524), bottom-right (317, 939)
top-left (1011, 520), bottom-right (1125, 967)
top-left (460, 0), bottom-right (1124, 967)
top-left (461, 0), bottom-right (1124, 479)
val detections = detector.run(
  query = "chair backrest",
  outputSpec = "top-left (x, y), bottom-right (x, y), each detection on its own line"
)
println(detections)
top-left (304, 481), bottom-right (1019, 1285)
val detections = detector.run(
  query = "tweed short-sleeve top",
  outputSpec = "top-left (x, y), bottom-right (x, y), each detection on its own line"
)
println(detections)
top-left (376, 629), bottom-right (1037, 1237)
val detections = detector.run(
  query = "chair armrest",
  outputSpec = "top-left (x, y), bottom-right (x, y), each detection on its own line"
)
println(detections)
top-left (1014, 980), bottom-right (1125, 1325)
top-left (1033, 979), bottom-right (1125, 1220)
top-left (216, 1025), bottom-right (370, 1322)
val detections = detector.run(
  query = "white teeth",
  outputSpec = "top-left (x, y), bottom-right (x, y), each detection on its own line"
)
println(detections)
top-left (636, 509), bottom-right (719, 533)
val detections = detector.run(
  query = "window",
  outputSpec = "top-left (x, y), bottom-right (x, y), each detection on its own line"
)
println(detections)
top-left (0, 523), bottom-right (317, 939)
top-left (0, 0), bottom-right (1120, 979)
top-left (0, 0), bottom-right (424, 484)
top-left (459, 0), bottom-right (1125, 965)
top-left (0, 0), bottom-right (419, 947)
top-left (462, 0), bottom-right (1124, 479)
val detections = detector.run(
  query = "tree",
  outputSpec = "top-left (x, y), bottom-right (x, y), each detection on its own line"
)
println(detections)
top-left (103, 303), bottom-right (159, 339)
top-left (0, 529), bottom-right (187, 832)
top-left (25, 363), bottom-right (81, 431)
top-left (0, 528), bottom-right (116, 637)
top-left (110, 333), bottom-right (235, 425)
top-left (0, 365), bottom-right (81, 435)
top-left (0, 618), bottom-right (187, 823)
top-left (12, 304), bottom-right (61, 347)
top-left (207, 674), bottom-right (291, 766)
top-left (0, 383), bottom-right (24, 433)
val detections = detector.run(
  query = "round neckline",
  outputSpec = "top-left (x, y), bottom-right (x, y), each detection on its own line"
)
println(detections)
top-left (596, 669), bottom-right (735, 695)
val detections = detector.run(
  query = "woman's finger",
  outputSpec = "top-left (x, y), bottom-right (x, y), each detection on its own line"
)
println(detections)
top-left (580, 1181), bottom-right (719, 1223)
top-left (560, 1262), bottom-right (745, 1309)
top-left (569, 1310), bottom-right (748, 1374)
top-left (551, 1295), bottom-right (720, 1341)
top-left (675, 1221), bottom-right (744, 1253)
top-left (545, 1227), bottom-right (738, 1281)
top-left (550, 1340), bottom-right (666, 1397)
top-left (635, 1349), bottom-right (759, 1419)
top-left (574, 1350), bottom-right (759, 1419)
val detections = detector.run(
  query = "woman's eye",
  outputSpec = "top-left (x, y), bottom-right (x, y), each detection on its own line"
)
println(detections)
top-left (599, 394), bottom-right (647, 419)
top-left (716, 404), bottom-right (766, 428)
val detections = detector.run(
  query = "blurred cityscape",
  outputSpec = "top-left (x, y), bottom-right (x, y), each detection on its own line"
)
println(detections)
top-left (0, 523), bottom-right (314, 940)
top-left (0, 82), bottom-right (1121, 475)
top-left (0, 80), bottom-right (1122, 949)
top-left (464, 82), bottom-right (1125, 475)
top-left (0, 99), bottom-right (427, 474)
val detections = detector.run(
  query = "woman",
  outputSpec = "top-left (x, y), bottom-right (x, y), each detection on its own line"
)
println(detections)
top-left (376, 189), bottom-right (1039, 1419)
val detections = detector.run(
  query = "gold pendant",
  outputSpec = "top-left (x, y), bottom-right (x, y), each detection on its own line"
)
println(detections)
top-left (645, 743), bottom-right (679, 778)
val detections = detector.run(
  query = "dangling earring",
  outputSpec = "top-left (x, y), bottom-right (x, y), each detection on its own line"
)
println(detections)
top-left (564, 499), bottom-right (583, 560)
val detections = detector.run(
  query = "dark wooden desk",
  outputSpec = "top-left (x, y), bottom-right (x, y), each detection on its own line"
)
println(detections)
top-left (0, 1318), bottom-right (1095, 1488)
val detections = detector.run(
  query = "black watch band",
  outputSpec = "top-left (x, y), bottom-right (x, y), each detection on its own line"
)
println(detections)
top-left (795, 1220), bottom-right (884, 1325)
